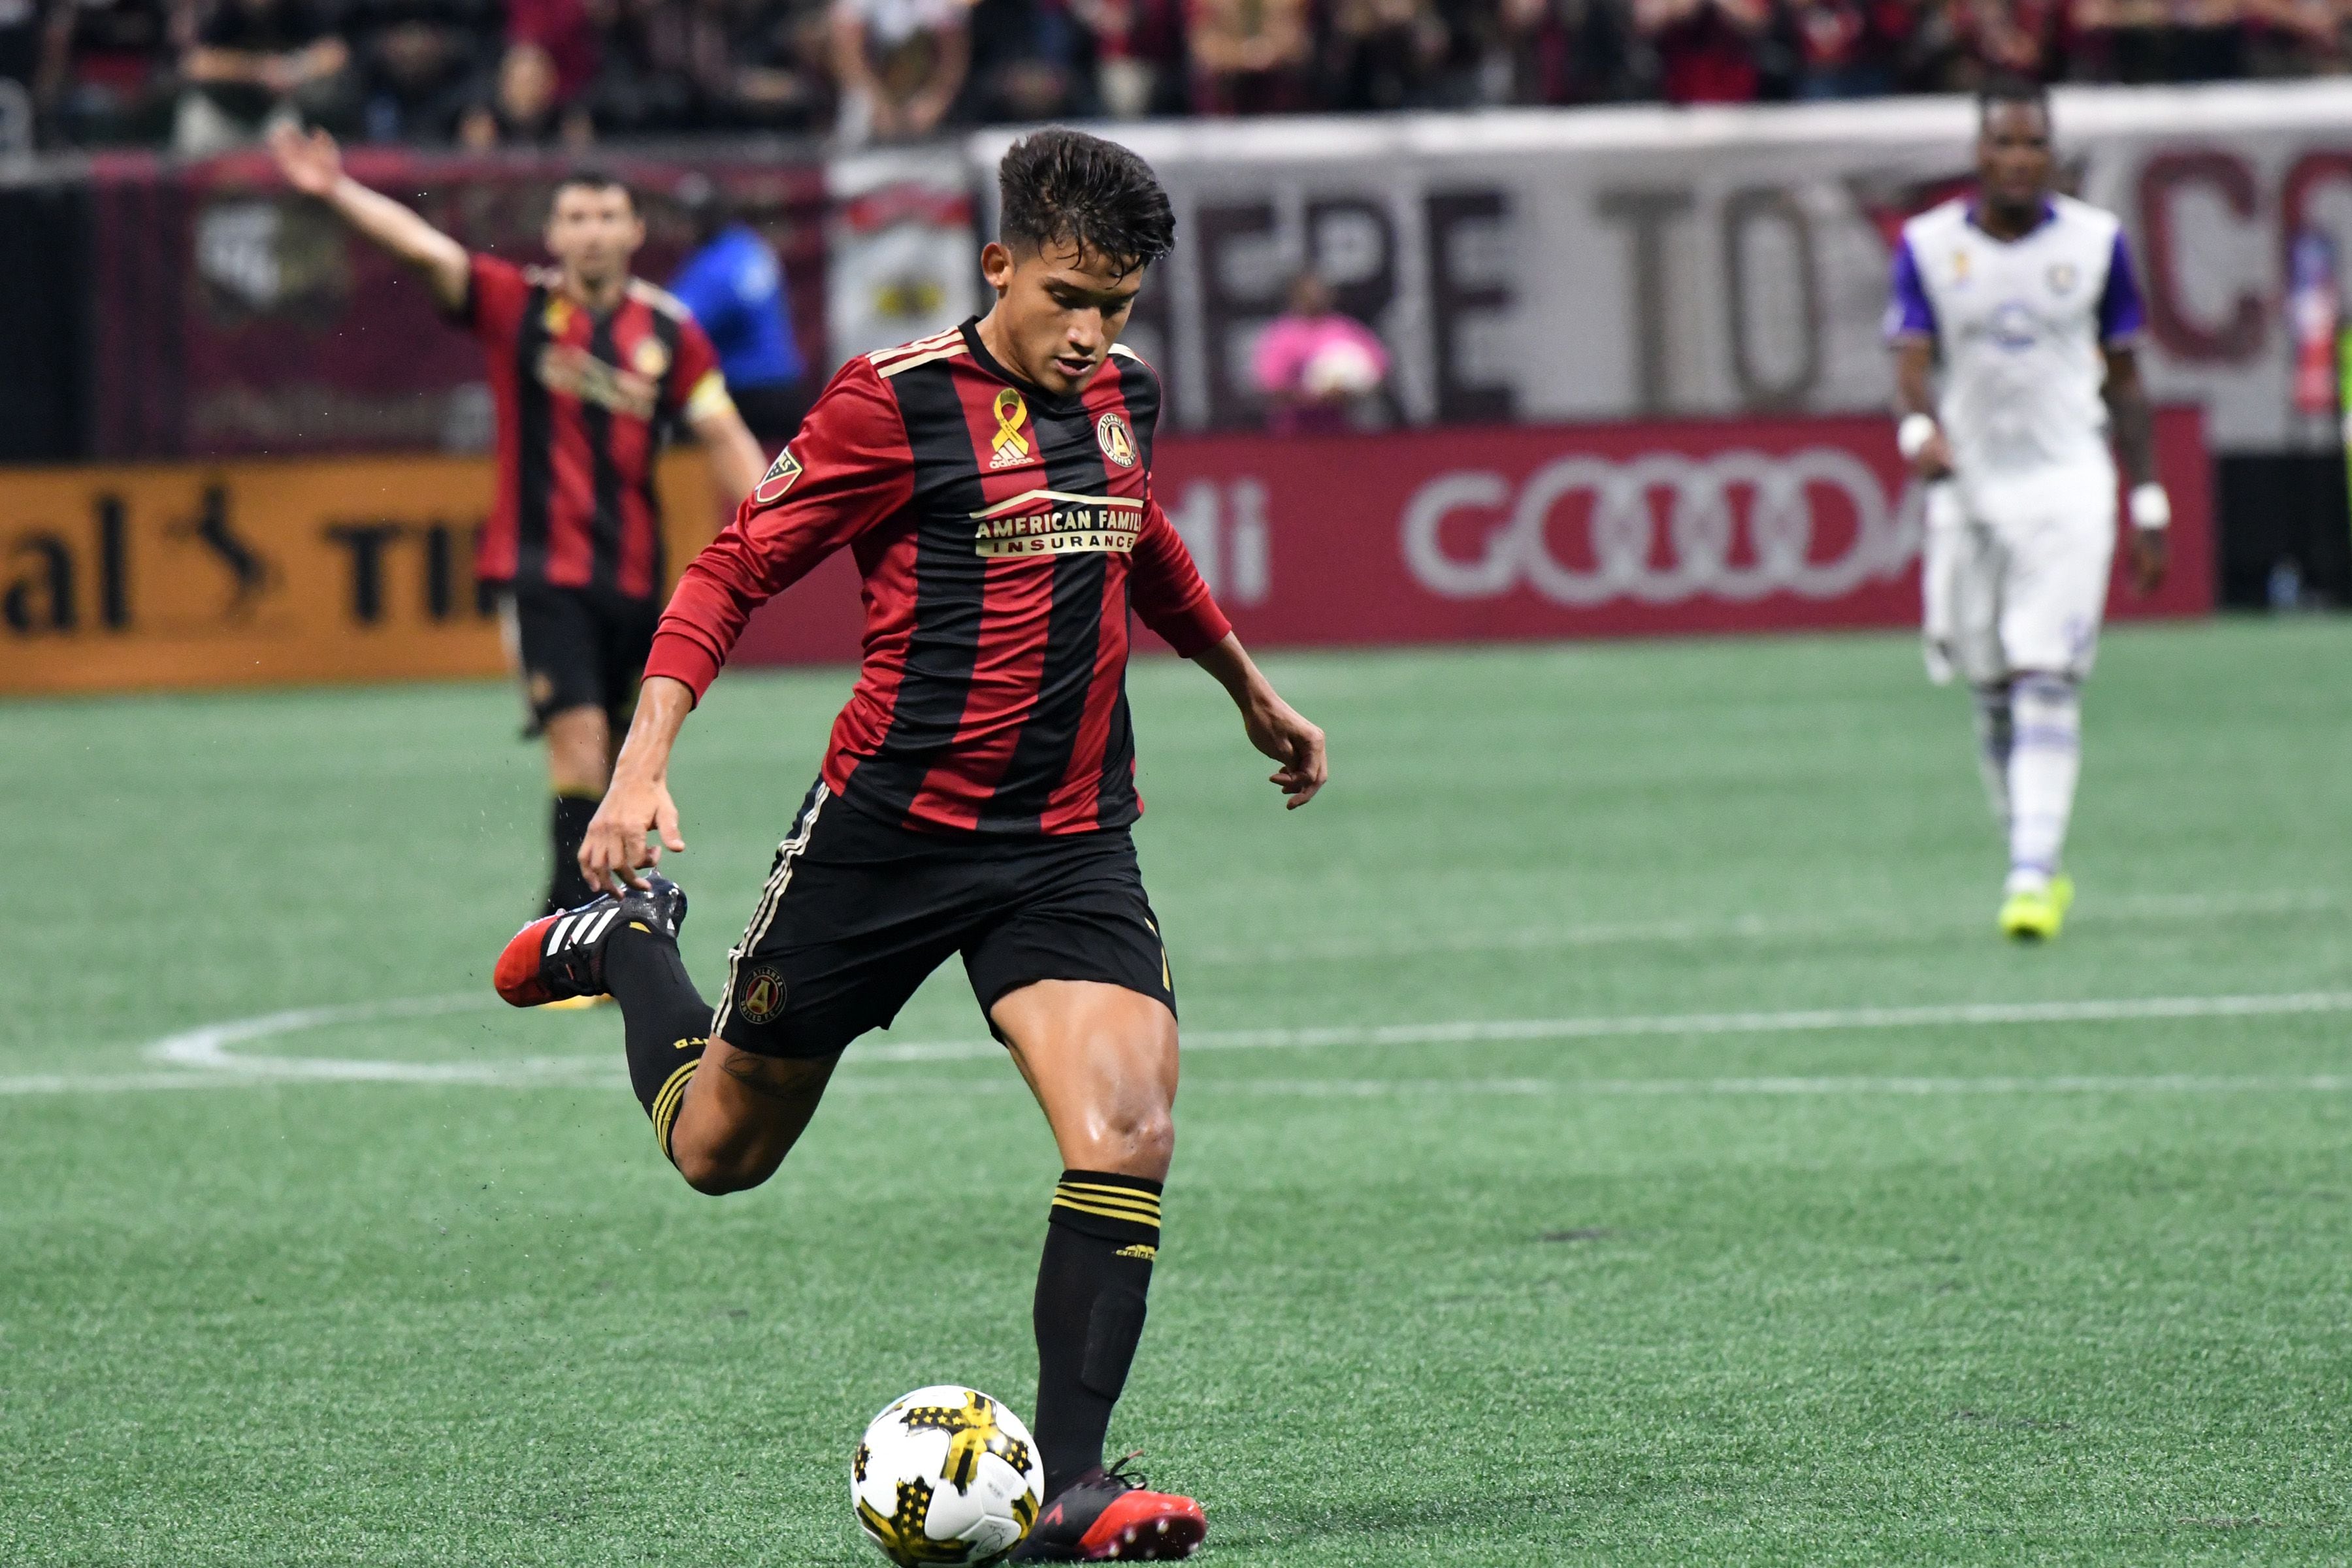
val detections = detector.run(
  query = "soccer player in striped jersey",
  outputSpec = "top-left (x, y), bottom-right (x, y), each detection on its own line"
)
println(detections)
top-left (493, 129), bottom-right (1326, 1560)
top-left (268, 126), bottom-right (770, 921)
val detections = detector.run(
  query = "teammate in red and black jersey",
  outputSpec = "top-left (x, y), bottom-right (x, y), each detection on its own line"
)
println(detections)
top-left (493, 129), bottom-right (1327, 1561)
top-left (269, 126), bottom-right (770, 919)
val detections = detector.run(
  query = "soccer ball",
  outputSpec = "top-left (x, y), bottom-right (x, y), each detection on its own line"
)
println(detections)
top-left (1302, 336), bottom-right (1383, 398)
top-left (851, 1386), bottom-right (1045, 1565)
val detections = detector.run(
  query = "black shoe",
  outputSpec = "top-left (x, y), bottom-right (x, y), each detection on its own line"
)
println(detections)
top-left (494, 876), bottom-right (686, 1007)
top-left (1010, 1456), bottom-right (1205, 1561)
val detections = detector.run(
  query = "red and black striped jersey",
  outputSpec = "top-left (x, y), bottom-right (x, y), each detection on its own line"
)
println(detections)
top-left (458, 255), bottom-right (730, 602)
top-left (646, 319), bottom-right (1232, 838)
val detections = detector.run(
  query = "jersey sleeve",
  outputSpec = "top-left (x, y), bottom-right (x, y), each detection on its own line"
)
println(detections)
top-left (644, 357), bottom-right (913, 700)
top-left (666, 316), bottom-right (734, 426)
top-left (454, 253), bottom-right (530, 344)
top-left (1128, 492), bottom-right (1233, 658)
top-left (1884, 233), bottom-right (1936, 343)
top-left (2098, 229), bottom-right (2147, 346)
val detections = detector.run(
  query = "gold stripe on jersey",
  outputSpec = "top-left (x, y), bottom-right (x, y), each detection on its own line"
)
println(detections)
top-left (877, 342), bottom-right (972, 379)
top-left (868, 328), bottom-right (963, 366)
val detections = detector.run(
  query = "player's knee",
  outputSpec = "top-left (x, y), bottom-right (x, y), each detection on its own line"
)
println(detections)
top-left (670, 1142), bottom-right (777, 1197)
top-left (1094, 1100), bottom-right (1175, 1176)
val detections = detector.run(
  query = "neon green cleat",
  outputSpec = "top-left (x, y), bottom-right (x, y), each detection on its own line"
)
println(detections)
top-left (1999, 874), bottom-right (2074, 941)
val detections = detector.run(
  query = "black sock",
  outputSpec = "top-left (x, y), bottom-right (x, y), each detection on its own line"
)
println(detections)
top-left (546, 794), bottom-right (601, 913)
top-left (1033, 1171), bottom-right (1162, 1499)
top-left (605, 923), bottom-right (712, 1163)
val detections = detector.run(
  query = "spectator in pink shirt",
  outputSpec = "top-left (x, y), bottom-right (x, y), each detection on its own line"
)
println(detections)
top-left (1251, 270), bottom-right (1392, 435)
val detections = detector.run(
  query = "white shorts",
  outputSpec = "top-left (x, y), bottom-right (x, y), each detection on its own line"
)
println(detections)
top-left (1921, 465), bottom-right (2117, 689)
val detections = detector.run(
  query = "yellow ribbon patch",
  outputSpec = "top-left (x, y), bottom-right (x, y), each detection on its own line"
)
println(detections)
top-left (990, 388), bottom-right (1031, 467)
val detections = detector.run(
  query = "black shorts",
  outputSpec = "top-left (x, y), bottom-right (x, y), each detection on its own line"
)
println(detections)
top-left (715, 782), bottom-right (1178, 1060)
top-left (498, 584), bottom-right (660, 734)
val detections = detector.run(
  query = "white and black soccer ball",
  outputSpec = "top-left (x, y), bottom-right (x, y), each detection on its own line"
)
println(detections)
top-left (851, 1386), bottom-right (1044, 1565)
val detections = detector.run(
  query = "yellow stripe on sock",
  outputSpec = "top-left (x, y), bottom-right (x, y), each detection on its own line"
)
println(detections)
top-left (1053, 1195), bottom-right (1164, 1228)
top-left (1054, 1186), bottom-right (1160, 1215)
top-left (650, 1060), bottom-right (698, 1156)
top-left (1057, 1182), bottom-right (1161, 1217)
top-left (1063, 1184), bottom-right (1162, 1213)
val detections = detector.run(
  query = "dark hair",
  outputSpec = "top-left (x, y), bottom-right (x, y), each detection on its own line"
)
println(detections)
top-left (1978, 74), bottom-right (2050, 123)
top-left (552, 169), bottom-right (636, 212)
top-left (997, 128), bottom-right (1175, 278)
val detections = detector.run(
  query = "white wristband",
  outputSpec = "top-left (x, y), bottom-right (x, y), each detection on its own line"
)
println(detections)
top-left (1897, 413), bottom-right (1938, 461)
top-left (2129, 482), bottom-right (2171, 531)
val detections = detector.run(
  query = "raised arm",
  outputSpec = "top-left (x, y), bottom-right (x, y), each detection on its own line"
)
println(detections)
top-left (267, 123), bottom-right (470, 313)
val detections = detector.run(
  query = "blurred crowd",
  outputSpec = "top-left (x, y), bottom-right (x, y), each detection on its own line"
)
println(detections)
top-left (5, 0), bottom-right (2352, 154)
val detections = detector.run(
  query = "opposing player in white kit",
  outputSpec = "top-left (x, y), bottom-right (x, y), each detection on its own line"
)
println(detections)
top-left (1886, 77), bottom-right (2170, 940)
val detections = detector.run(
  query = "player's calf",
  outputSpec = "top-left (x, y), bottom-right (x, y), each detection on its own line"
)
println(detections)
top-left (494, 877), bottom-right (732, 1170)
top-left (662, 1038), bottom-right (840, 1196)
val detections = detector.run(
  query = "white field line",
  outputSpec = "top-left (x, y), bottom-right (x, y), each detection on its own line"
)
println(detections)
top-left (1204, 1073), bottom-right (2352, 1098)
top-left (1185, 888), bottom-right (2344, 965)
top-left (0, 984), bottom-right (2326, 1097)
top-left (859, 989), bottom-right (2352, 1061)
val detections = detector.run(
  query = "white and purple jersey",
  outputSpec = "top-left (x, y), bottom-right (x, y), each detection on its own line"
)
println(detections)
top-left (1886, 195), bottom-right (2144, 485)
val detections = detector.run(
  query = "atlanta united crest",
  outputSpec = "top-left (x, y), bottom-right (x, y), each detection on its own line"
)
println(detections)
top-left (738, 964), bottom-right (788, 1025)
top-left (1096, 411), bottom-right (1137, 468)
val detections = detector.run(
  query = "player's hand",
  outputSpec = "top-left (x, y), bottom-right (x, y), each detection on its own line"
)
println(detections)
top-left (267, 123), bottom-right (343, 197)
top-left (2129, 526), bottom-right (2169, 596)
top-left (1241, 692), bottom-right (1328, 809)
top-left (579, 772), bottom-right (687, 894)
top-left (1910, 429), bottom-right (1955, 482)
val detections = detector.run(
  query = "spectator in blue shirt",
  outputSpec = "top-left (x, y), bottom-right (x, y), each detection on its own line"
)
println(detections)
top-left (668, 174), bottom-right (809, 449)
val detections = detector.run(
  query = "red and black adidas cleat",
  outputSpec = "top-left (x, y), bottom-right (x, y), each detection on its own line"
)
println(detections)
top-left (1011, 1456), bottom-right (1205, 1561)
top-left (493, 876), bottom-right (687, 1007)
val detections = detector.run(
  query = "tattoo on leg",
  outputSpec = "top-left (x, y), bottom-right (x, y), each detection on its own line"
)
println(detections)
top-left (719, 1050), bottom-right (826, 1103)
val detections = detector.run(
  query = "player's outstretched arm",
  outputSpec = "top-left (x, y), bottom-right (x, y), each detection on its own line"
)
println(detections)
top-left (2102, 345), bottom-right (2169, 594)
top-left (267, 124), bottom-right (470, 314)
top-left (581, 676), bottom-right (694, 893)
top-left (1189, 633), bottom-right (1328, 809)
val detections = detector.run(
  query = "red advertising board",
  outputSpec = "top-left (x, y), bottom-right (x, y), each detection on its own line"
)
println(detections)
top-left (731, 410), bottom-right (2212, 666)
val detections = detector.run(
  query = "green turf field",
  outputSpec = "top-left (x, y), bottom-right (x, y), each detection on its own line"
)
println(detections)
top-left (5, 617), bottom-right (2351, 1565)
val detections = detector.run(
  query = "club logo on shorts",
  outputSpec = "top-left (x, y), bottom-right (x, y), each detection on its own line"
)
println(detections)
top-left (2047, 261), bottom-right (2078, 294)
top-left (631, 336), bottom-right (672, 378)
top-left (753, 449), bottom-right (804, 506)
top-left (1095, 411), bottom-right (1137, 468)
top-left (738, 964), bottom-right (789, 1025)
top-left (988, 388), bottom-right (1032, 470)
